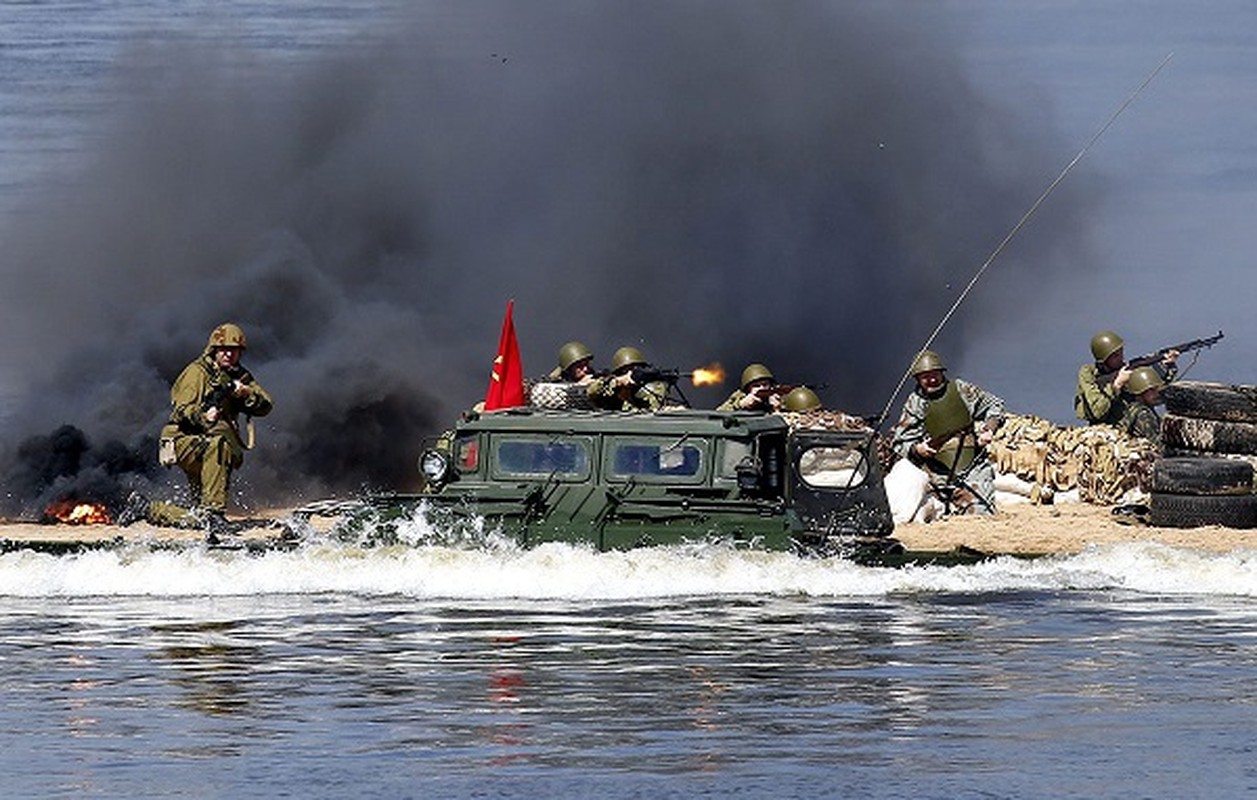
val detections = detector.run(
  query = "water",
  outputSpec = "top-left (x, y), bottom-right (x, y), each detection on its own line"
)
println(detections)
top-left (3, 2), bottom-right (1257, 797)
top-left (2, 538), bottom-right (1256, 797)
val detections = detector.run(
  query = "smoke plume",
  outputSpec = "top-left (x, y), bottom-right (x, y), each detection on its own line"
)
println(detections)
top-left (0, 2), bottom-right (1096, 517)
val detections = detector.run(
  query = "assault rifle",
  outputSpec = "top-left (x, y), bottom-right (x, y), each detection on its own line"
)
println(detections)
top-left (1125, 330), bottom-right (1223, 370)
top-left (1096, 331), bottom-right (1224, 386)
top-left (202, 368), bottom-right (255, 416)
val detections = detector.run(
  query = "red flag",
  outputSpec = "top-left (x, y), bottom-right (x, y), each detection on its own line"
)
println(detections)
top-left (484, 300), bottom-right (526, 410)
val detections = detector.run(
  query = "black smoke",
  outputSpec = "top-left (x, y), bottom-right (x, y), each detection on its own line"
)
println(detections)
top-left (0, 2), bottom-right (1097, 517)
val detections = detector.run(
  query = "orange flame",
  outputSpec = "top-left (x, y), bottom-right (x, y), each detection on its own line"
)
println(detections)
top-left (691, 362), bottom-right (725, 387)
top-left (45, 500), bottom-right (112, 525)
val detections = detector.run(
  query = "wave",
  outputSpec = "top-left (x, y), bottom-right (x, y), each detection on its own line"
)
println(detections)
top-left (2, 535), bottom-right (1254, 600)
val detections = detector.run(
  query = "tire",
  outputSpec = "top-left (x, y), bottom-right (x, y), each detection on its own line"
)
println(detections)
top-left (1150, 491), bottom-right (1257, 529)
top-left (1162, 381), bottom-right (1257, 424)
top-left (1152, 457), bottom-right (1254, 495)
top-left (1161, 414), bottom-right (1257, 456)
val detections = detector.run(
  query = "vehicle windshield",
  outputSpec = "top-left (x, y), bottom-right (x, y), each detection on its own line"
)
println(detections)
top-left (495, 437), bottom-right (592, 479)
top-left (609, 438), bottom-right (704, 480)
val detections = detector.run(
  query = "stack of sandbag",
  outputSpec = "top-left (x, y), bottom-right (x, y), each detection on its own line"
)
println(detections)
top-left (778, 409), bottom-right (874, 433)
top-left (528, 380), bottom-right (595, 410)
top-left (1153, 381), bottom-right (1257, 528)
top-left (987, 414), bottom-right (1157, 505)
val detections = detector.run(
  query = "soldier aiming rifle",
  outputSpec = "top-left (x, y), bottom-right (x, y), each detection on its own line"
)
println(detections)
top-left (1076, 330), bottom-right (1222, 426)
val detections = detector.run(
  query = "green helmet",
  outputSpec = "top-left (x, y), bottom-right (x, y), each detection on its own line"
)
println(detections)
top-left (1090, 330), bottom-right (1124, 361)
top-left (782, 386), bottom-right (822, 412)
top-left (910, 350), bottom-right (945, 376)
top-left (557, 341), bottom-right (593, 372)
top-left (207, 322), bottom-right (247, 350)
top-left (611, 346), bottom-right (648, 371)
top-left (1126, 365), bottom-right (1165, 395)
top-left (740, 363), bottom-right (774, 390)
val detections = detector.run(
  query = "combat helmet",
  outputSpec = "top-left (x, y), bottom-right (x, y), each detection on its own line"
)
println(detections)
top-left (782, 386), bottom-right (822, 412)
top-left (1126, 365), bottom-right (1165, 396)
top-left (910, 350), bottom-right (945, 376)
top-left (1090, 330), bottom-right (1124, 361)
top-left (740, 363), bottom-right (775, 390)
top-left (558, 341), bottom-right (593, 372)
top-left (611, 346), bottom-right (648, 372)
top-left (207, 322), bottom-right (247, 350)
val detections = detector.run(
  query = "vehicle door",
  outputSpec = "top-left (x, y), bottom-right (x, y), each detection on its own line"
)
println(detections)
top-left (787, 430), bottom-right (894, 539)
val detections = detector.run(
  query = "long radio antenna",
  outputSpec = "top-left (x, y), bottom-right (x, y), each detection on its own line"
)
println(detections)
top-left (874, 52), bottom-right (1174, 429)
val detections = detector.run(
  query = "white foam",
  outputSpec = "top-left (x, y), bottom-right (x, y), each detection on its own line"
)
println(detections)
top-left (1, 538), bottom-right (1254, 600)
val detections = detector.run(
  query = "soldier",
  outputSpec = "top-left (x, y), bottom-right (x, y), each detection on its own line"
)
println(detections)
top-left (127, 323), bottom-right (274, 533)
top-left (780, 385), bottom-right (822, 413)
top-left (718, 363), bottom-right (783, 412)
top-left (587, 346), bottom-right (668, 412)
top-left (1076, 330), bottom-right (1177, 425)
top-left (549, 341), bottom-right (596, 383)
top-left (891, 350), bottom-right (1004, 515)
top-left (1117, 365), bottom-right (1166, 452)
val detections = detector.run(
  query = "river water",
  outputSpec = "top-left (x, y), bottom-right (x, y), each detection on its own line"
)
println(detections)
top-left (2, 536), bottom-right (1256, 798)
top-left (3, 2), bottom-right (1257, 798)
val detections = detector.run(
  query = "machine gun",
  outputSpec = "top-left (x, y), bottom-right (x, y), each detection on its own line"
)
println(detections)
top-left (1125, 330), bottom-right (1223, 370)
top-left (629, 366), bottom-right (683, 386)
top-left (1097, 330), bottom-right (1224, 385)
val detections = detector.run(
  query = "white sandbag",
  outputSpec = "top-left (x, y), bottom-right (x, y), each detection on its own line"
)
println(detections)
top-left (884, 459), bottom-right (932, 524)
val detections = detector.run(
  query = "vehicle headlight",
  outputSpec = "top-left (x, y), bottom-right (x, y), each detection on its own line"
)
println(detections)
top-left (418, 449), bottom-right (452, 484)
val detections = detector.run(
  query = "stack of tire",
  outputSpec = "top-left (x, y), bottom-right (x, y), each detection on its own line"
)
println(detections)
top-left (1153, 381), bottom-right (1257, 528)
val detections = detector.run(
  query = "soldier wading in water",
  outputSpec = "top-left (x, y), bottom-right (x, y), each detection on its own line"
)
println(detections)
top-left (119, 323), bottom-right (274, 535)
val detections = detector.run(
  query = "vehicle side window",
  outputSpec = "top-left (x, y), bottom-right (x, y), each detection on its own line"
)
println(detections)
top-left (797, 445), bottom-right (868, 489)
top-left (609, 438), bottom-right (704, 480)
top-left (456, 436), bottom-right (479, 472)
top-left (494, 437), bottom-right (591, 479)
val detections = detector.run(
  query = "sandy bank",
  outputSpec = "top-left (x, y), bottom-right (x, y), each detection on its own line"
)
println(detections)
top-left (2, 501), bottom-right (1254, 556)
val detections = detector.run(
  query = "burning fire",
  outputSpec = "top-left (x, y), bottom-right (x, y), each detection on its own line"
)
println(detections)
top-left (691, 362), bottom-right (725, 386)
top-left (44, 500), bottom-right (112, 526)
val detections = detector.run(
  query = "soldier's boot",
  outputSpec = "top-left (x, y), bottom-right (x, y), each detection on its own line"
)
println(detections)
top-left (116, 492), bottom-right (152, 527)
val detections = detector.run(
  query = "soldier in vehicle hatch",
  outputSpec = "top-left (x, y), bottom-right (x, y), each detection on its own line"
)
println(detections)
top-left (891, 350), bottom-right (1004, 516)
top-left (1076, 329), bottom-right (1178, 426)
top-left (548, 341), bottom-right (597, 384)
top-left (587, 346), bottom-right (667, 412)
top-left (120, 323), bottom-right (274, 535)
top-left (718, 363), bottom-right (784, 412)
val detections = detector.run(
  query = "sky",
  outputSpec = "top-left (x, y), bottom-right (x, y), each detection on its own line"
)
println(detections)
top-left (1, 0), bottom-right (1255, 511)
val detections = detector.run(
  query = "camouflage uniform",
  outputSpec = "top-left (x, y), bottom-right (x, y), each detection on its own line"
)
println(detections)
top-left (1117, 402), bottom-right (1162, 454)
top-left (892, 378), bottom-right (1004, 514)
top-left (149, 326), bottom-right (274, 527)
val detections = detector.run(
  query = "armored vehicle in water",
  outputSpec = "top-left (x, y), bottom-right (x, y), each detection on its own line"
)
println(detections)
top-left (348, 405), bottom-right (896, 555)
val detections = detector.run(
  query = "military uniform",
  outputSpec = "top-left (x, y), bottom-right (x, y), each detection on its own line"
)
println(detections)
top-left (1076, 330), bottom-right (1177, 426)
top-left (1114, 365), bottom-right (1166, 454)
top-left (717, 364), bottom-right (778, 412)
top-left (148, 324), bottom-right (274, 528)
top-left (1118, 402), bottom-right (1162, 453)
top-left (717, 388), bottom-right (762, 412)
top-left (892, 377), bottom-right (1004, 515)
top-left (1075, 363), bottom-right (1130, 426)
top-left (587, 376), bottom-right (666, 412)
top-left (587, 345), bottom-right (667, 412)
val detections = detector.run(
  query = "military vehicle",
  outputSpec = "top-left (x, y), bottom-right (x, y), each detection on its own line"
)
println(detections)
top-left (334, 405), bottom-right (897, 556)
